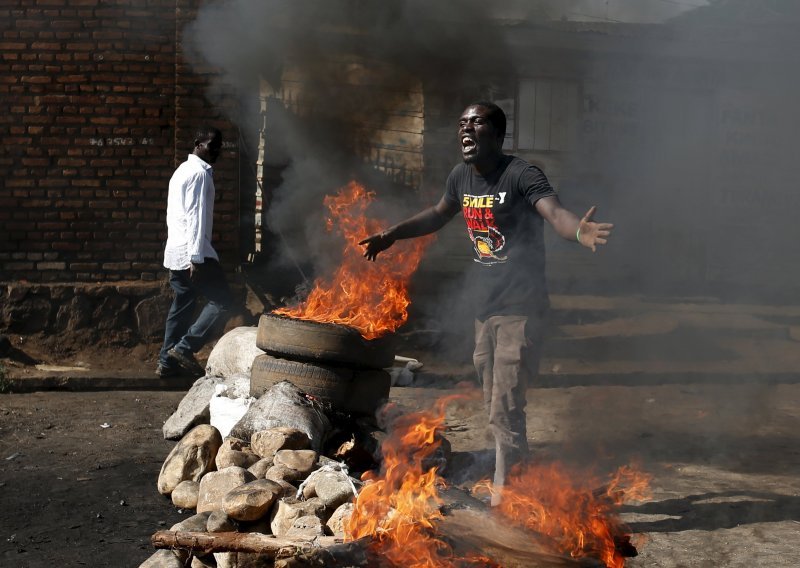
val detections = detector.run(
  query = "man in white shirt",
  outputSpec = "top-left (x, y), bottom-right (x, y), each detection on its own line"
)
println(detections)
top-left (157, 126), bottom-right (232, 378)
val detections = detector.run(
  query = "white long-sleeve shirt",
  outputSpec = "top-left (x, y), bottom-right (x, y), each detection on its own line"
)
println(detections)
top-left (163, 154), bottom-right (218, 270)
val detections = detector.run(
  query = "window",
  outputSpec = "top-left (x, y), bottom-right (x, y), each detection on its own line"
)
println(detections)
top-left (517, 78), bottom-right (580, 152)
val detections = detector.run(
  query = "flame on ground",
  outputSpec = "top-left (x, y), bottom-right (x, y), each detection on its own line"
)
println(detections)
top-left (345, 394), bottom-right (496, 567)
top-left (346, 394), bottom-right (650, 567)
top-left (474, 463), bottom-right (651, 568)
top-left (274, 181), bottom-right (431, 340)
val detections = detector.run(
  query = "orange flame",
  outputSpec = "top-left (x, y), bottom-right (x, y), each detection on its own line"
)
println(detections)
top-left (345, 394), bottom-right (494, 567)
top-left (346, 394), bottom-right (649, 567)
top-left (274, 181), bottom-right (431, 340)
top-left (474, 463), bottom-right (651, 568)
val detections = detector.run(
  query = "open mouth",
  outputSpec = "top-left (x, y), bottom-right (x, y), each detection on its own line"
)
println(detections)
top-left (461, 136), bottom-right (476, 153)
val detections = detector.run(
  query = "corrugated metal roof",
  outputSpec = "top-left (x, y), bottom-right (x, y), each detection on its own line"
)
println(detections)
top-left (669, 0), bottom-right (800, 26)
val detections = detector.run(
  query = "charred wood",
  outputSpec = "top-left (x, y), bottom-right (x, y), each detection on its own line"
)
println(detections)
top-left (151, 530), bottom-right (339, 556)
top-left (273, 538), bottom-right (380, 568)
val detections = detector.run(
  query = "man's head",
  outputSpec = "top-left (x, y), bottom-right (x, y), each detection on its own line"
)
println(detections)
top-left (459, 102), bottom-right (506, 165)
top-left (193, 126), bottom-right (223, 165)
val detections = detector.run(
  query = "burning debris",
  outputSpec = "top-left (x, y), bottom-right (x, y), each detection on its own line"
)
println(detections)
top-left (474, 464), bottom-right (649, 568)
top-left (274, 181), bottom-right (432, 340)
top-left (147, 386), bottom-right (648, 568)
top-left (144, 181), bottom-right (649, 567)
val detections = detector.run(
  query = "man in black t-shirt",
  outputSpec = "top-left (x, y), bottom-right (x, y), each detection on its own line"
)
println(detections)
top-left (360, 102), bottom-right (613, 503)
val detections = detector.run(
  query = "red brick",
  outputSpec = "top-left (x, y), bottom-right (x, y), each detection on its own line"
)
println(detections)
top-left (6, 179), bottom-right (36, 188)
top-left (31, 41), bottom-right (61, 50)
top-left (37, 261), bottom-right (67, 270)
top-left (50, 20), bottom-right (81, 30)
top-left (69, 263), bottom-right (99, 271)
top-left (21, 75), bottom-right (52, 83)
top-left (56, 74), bottom-right (87, 83)
top-left (37, 222), bottom-right (68, 230)
top-left (57, 158), bottom-right (86, 167)
top-left (65, 42), bottom-right (93, 50)
top-left (50, 244), bottom-right (80, 254)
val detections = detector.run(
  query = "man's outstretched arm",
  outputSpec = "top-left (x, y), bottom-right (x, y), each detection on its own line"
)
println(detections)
top-left (359, 197), bottom-right (460, 261)
top-left (535, 195), bottom-right (613, 252)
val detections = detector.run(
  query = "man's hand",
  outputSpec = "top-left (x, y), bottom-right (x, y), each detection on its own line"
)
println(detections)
top-left (358, 231), bottom-right (396, 261)
top-left (189, 261), bottom-right (202, 280)
top-left (577, 206), bottom-right (613, 252)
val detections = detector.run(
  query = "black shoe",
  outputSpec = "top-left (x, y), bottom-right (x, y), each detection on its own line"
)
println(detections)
top-left (167, 348), bottom-right (205, 377)
top-left (155, 364), bottom-right (182, 378)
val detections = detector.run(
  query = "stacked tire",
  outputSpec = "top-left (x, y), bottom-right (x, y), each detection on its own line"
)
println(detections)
top-left (250, 313), bottom-right (394, 416)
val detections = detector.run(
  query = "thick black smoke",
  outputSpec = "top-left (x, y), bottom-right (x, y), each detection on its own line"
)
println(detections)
top-left (183, 0), bottom-right (519, 295)
top-left (183, 0), bottom-right (800, 361)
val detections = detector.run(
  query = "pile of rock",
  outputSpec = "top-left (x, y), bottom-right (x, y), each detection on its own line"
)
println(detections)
top-left (141, 388), bottom-right (374, 568)
top-left (139, 326), bottom-right (428, 568)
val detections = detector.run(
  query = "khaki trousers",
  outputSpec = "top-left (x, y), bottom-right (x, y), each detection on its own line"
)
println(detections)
top-left (473, 313), bottom-right (545, 495)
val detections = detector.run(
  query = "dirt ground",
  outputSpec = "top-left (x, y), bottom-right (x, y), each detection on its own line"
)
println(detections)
top-left (1, 379), bottom-right (799, 567)
top-left (1, 299), bottom-right (800, 567)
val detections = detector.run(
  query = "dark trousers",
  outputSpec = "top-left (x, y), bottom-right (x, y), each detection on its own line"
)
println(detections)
top-left (473, 313), bottom-right (546, 496)
top-left (158, 258), bottom-right (232, 369)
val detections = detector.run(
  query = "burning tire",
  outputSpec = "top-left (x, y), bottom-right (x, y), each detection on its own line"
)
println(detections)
top-left (256, 313), bottom-right (395, 369)
top-left (250, 353), bottom-right (390, 415)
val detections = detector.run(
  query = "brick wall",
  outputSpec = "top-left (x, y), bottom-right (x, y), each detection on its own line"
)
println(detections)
top-left (0, 0), bottom-right (241, 285)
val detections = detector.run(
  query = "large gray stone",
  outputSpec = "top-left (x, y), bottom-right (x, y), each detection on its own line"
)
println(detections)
top-left (207, 509), bottom-right (238, 533)
top-left (138, 549), bottom-right (183, 568)
top-left (269, 497), bottom-right (327, 536)
top-left (205, 326), bottom-right (264, 379)
top-left (171, 480), bottom-right (200, 510)
top-left (326, 502), bottom-right (354, 537)
top-left (264, 464), bottom-right (305, 484)
top-left (268, 478), bottom-right (298, 500)
top-left (285, 515), bottom-right (325, 538)
top-left (158, 425), bottom-right (222, 495)
top-left (229, 382), bottom-right (330, 451)
top-left (222, 478), bottom-right (285, 522)
top-left (273, 449), bottom-right (317, 476)
top-left (169, 511), bottom-right (213, 565)
top-left (251, 427), bottom-right (310, 459)
top-left (214, 552), bottom-right (235, 568)
top-left (191, 555), bottom-right (216, 568)
top-left (215, 437), bottom-right (261, 470)
top-left (247, 458), bottom-right (273, 479)
top-left (197, 467), bottom-right (256, 513)
top-left (170, 511), bottom-right (212, 532)
top-left (215, 553), bottom-right (274, 568)
top-left (162, 377), bottom-right (223, 440)
top-left (312, 470), bottom-right (358, 509)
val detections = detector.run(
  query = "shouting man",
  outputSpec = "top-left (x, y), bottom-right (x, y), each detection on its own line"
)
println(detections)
top-left (157, 126), bottom-right (232, 378)
top-left (360, 102), bottom-right (613, 503)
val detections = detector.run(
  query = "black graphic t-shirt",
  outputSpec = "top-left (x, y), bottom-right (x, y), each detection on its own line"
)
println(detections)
top-left (444, 155), bottom-right (557, 319)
